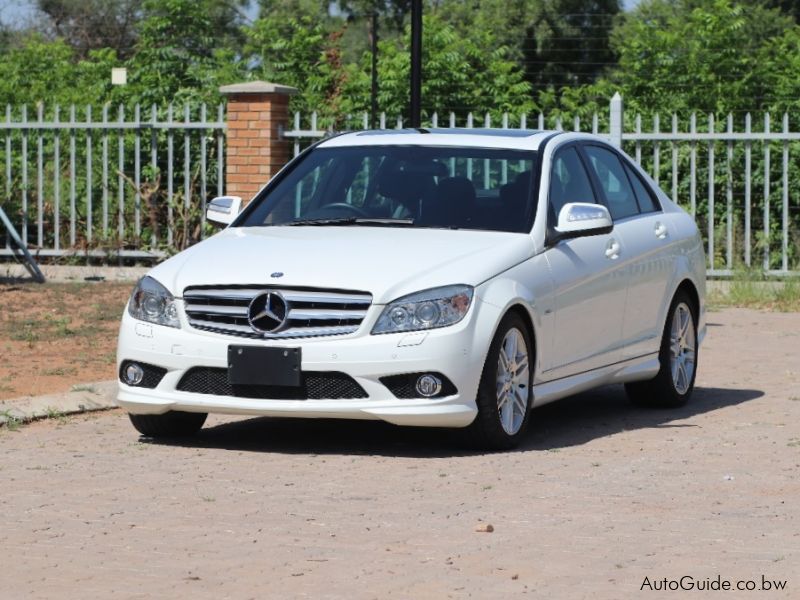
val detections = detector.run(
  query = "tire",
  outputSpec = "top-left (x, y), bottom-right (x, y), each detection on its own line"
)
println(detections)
top-left (128, 411), bottom-right (207, 438)
top-left (467, 312), bottom-right (534, 450)
top-left (625, 290), bottom-right (698, 408)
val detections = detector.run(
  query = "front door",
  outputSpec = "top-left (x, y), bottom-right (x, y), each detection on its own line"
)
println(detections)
top-left (542, 144), bottom-right (629, 379)
top-left (582, 144), bottom-right (674, 360)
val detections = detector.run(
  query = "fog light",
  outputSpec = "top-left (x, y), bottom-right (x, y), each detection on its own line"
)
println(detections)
top-left (124, 363), bottom-right (145, 386)
top-left (415, 374), bottom-right (442, 398)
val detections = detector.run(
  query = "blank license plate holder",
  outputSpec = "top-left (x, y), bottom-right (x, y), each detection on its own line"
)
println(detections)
top-left (227, 345), bottom-right (301, 387)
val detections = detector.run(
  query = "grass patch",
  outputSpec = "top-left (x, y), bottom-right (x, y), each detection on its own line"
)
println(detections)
top-left (708, 275), bottom-right (800, 311)
top-left (45, 314), bottom-right (75, 337)
top-left (44, 406), bottom-right (68, 425)
top-left (0, 410), bottom-right (22, 431)
top-left (8, 318), bottom-right (44, 346)
top-left (70, 384), bottom-right (98, 393)
top-left (42, 366), bottom-right (78, 377)
top-left (91, 302), bottom-right (124, 322)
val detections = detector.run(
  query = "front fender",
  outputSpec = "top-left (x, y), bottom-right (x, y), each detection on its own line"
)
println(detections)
top-left (475, 255), bottom-right (554, 383)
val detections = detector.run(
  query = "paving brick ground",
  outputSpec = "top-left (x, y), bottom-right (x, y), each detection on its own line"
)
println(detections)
top-left (1, 308), bottom-right (798, 599)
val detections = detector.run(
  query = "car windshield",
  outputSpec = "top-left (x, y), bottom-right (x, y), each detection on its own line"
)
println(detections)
top-left (237, 145), bottom-right (538, 233)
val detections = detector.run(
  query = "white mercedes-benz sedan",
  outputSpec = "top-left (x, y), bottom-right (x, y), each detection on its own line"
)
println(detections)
top-left (117, 128), bottom-right (706, 449)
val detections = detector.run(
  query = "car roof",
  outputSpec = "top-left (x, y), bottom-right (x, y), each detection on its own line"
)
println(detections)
top-left (317, 128), bottom-right (598, 151)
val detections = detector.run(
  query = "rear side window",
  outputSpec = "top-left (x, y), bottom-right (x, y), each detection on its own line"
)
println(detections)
top-left (584, 145), bottom-right (639, 221)
top-left (624, 163), bottom-right (660, 213)
top-left (549, 146), bottom-right (597, 222)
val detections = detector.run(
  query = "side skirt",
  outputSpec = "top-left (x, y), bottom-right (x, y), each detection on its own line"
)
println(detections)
top-left (532, 353), bottom-right (659, 408)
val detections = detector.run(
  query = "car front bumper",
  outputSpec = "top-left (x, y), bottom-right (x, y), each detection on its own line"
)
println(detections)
top-left (116, 299), bottom-right (501, 428)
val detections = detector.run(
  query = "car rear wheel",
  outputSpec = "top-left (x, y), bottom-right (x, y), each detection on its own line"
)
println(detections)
top-left (128, 411), bottom-right (207, 438)
top-left (467, 312), bottom-right (533, 450)
top-left (625, 290), bottom-right (698, 408)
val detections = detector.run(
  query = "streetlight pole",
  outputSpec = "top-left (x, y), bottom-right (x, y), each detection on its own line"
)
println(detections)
top-left (409, 0), bottom-right (422, 128)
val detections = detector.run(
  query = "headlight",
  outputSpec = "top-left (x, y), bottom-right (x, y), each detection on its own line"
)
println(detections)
top-left (128, 276), bottom-right (180, 328)
top-left (372, 285), bottom-right (474, 334)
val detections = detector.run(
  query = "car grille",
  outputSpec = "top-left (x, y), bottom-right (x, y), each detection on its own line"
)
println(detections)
top-left (182, 285), bottom-right (372, 339)
top-left (176, 367), bottom-right (368, 400)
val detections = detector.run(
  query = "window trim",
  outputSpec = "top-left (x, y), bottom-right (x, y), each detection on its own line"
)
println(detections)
top-left (621, 159), bottom-right (662, 214)
top-left (580, 141), bottom-right (663, 219)
top-left (546, 141), bottom-right (604, 233)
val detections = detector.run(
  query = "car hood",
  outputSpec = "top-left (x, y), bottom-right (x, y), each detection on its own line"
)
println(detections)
top-left (149, 226), bottom-right (535, 304)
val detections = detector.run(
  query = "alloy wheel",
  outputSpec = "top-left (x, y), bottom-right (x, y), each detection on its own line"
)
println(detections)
top-left (496, 328), bottom-right (530, 435)
top-left (669, 302), bottom-right (696, 395)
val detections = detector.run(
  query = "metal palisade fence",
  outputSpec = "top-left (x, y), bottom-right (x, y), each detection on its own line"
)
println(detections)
top-left (1, 95), bottom-right (799, 276)
top-left (1, 102), bottom-right (225, 259)
top-left (285, 96), bottom-right (800, 277)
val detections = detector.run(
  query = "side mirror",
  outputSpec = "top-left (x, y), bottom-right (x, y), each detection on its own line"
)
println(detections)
top-left (206, 196), bottom-right (242, 226)
top-left (553, 202), bottom-right (613, 240)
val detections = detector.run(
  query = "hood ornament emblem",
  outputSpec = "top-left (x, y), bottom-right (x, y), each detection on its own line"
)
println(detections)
top-left (248, 291), bottom-right (288, 333)
top-left (270, 272), bottom-right (284, 278)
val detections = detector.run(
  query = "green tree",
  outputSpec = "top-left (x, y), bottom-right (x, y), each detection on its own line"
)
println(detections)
top-left (247, 15), bottom-right (347, 117)
top-left (434, 0), bottom-right (621, 92)
top-left (0, 35), bottom-right (117, 107)
top-left (34, 0), bottom-right (141, 59)
top-left (607, 0), bottom-right (793, 113)
top-left (340, 14), bottom-right (535, 123)
top-left (762, 0), bottom-right (800, 21)
top-left (125, 0), bottom-right (246, 107)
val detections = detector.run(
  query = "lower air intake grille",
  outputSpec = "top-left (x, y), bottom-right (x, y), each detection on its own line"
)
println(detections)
top-left (177, 367), bottom-right (368, 400)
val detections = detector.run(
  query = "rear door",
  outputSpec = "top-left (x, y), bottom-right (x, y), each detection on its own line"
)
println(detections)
top-left (541, 144), bottom-right (628, 379)
top-left (581, 144), bottom-right (674, 359)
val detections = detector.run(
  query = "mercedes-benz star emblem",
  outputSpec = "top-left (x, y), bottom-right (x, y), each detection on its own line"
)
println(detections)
top-left (248, 291), bottom-right (288, 333)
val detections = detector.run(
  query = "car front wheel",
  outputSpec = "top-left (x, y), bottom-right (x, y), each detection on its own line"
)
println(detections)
top-left (467, 312), bottom-right (533, 450)
top-left (128, 411), bottom-right (207, 438)
top-left (626, 291), bottom-right (698, 408)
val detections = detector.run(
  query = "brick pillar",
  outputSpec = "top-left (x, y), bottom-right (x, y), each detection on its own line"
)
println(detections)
top-left (220, 81), bottom-right (298, 202)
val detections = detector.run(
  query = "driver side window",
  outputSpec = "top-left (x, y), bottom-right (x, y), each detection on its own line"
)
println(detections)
top-left (549, 146), bottom-right (597, 224)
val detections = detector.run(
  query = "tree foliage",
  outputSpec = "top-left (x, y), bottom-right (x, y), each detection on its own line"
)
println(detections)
top-left (1, 0), bottom-right (800, 120)
top-left (340, 14), bottom-right (535, 122)
top-left (35, 0), bottom-right (141, 59)
top-left (606, 0), bottom-right (794, 114)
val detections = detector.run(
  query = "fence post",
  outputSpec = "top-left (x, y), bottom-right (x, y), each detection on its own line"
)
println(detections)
top-left (219, 81), bottom-right (298, 203)
top-left (609, 92), bottom-right (623, 148)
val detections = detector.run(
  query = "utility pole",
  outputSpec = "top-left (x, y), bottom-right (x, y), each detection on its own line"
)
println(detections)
top-left (409, 0), bottom-right (422, 128)
top-left (370, 8), bottom-right (379, 129)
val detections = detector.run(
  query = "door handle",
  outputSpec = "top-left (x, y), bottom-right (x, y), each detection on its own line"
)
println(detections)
top-left (605, 238), bottom-right (621, 260)
top-left (654, 222), bottom-right (668, 239)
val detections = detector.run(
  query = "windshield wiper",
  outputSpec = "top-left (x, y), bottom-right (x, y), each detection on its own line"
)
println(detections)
top-left (284, 218), bottom-right (415, 227)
